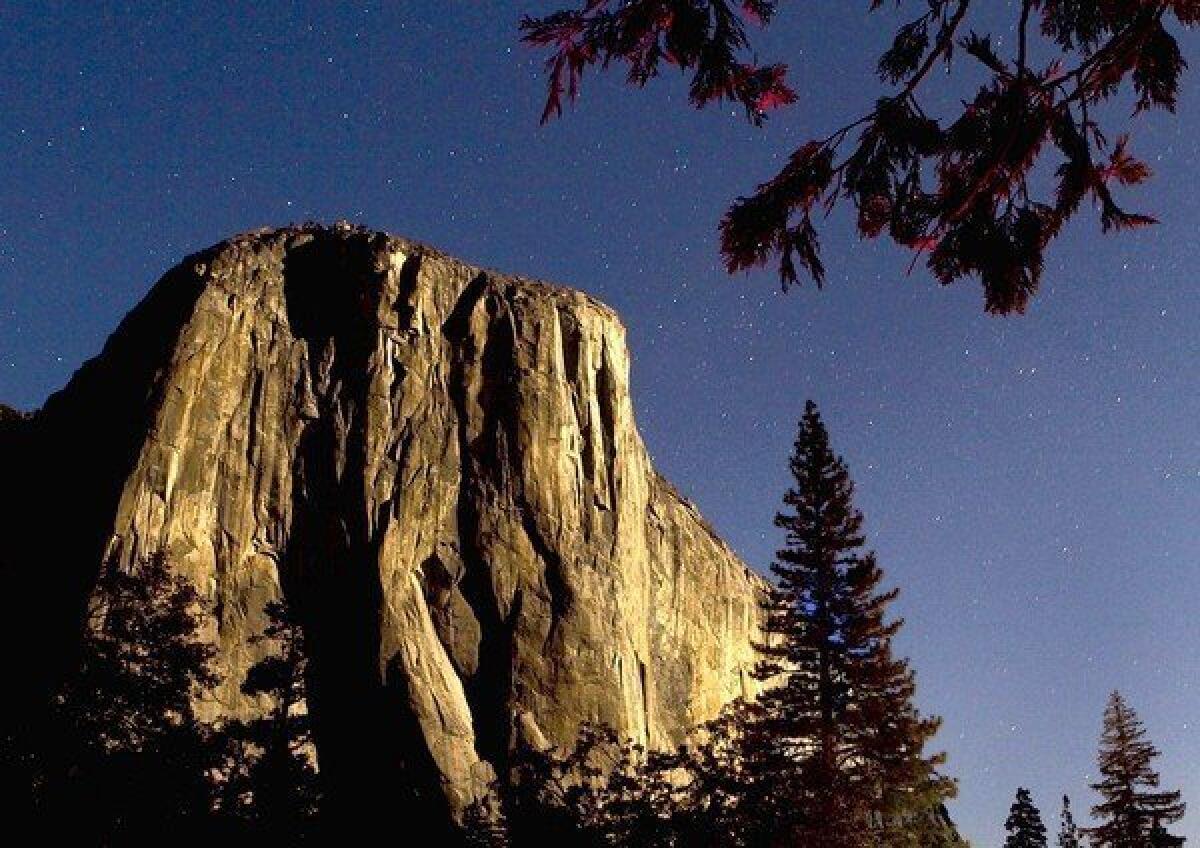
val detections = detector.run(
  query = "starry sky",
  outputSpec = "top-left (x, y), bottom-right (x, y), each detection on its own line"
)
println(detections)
top-left (2, 2), bottom-right (1198, 844)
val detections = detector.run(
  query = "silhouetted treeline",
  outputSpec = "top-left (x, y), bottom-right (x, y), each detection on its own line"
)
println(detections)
top-left (0, 554), bottom-right (320, 843)
top-left (1002, 693), bottom-right (1186, 848)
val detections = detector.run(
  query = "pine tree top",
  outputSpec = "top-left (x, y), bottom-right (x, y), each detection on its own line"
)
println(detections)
top-left (1058, 795), bottom-right (1083, 848)
top-left (1088, 691), bottom-right (1185, 847)
top-left (771, 400), bottom-right (866, 575)
top-left (1005, 787), bottom-right (1048, 848)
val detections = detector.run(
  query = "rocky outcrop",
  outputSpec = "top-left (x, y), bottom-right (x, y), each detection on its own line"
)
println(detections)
top-left (1, 225), bottom-right (763, 825)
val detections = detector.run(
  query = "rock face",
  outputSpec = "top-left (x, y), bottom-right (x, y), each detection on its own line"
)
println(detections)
top-left (1, 226), bottom-right (763, 825)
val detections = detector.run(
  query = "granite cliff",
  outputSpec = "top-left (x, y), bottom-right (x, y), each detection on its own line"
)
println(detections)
top-left (0, 225), bottom-right (763, 826)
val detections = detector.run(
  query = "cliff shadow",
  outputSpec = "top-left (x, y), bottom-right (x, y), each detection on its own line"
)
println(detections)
top-left (439, 275), bottom-right (576, 778)
top-left (280, 231), bottom-right (453, 831)
top-left (439, 273), bottom-right (525, 776)
top-left (1, 258), bottom-right (209, 731)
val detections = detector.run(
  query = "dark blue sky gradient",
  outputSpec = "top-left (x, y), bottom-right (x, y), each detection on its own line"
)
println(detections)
top-left (2, 3), bottom-right (1198, 843)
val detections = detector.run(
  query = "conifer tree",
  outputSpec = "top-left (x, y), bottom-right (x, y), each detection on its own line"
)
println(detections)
top-left (223, 599), bottom-right (322, 839)
top-left (1088, 691), bottom-right (1185, 848)
top-left (32, 553), bottom-right (223, 840)
top-left (1057, 795), bottom-right (1083, 848)
top-left (749, 400), bottom-right (953, 847)
top-left (462, 404), bottom-right (956, 848)
top-left (1005, 788), bottom-right (1048, 848)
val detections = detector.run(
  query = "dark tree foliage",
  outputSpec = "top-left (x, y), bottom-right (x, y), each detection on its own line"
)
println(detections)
top-left (1150, 820), bottom-right (1188, 848)
top-left (1057, 795), bottom-right (1083, 848)
top-left (748, 399), bottom-right (954, 847)
top-left (466, 708), bottom-right (784, 848)
top-left (1088, 691), bottom-right (1186, 848)
top-left (676, 701), bottom-right (806, 847)
top-left (520, 0), bottom-right (794, 125)
top-left (1005, 787), bottom-right (1049, 848)
top-left (0, 556), bottom-right (335, 840)
top-left (464, 724), bottom-right (625, 847)
top-left (19, 553), bottom-right (224, 840)
top-left (222, 599), bottom-right (323, 841)
top-left (522, 1), bottom-right (1198, 314)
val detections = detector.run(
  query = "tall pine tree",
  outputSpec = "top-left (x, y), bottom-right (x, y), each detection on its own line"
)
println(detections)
top-left (1057, 795), bottom-right (1083, 848)
top-left (1088, 691), bottom-right (1185, 848)
top-left (1005, 788), bottom-right (1048, 848)
top-left (751, 400), bottom-right (953, 847)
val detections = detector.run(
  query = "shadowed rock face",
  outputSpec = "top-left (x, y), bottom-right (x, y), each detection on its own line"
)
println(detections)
top-left (0, 226), bottom-right (763, 826)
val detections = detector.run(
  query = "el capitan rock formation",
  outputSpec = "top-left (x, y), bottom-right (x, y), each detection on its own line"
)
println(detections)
top-left (1, 225), bottom-right (762, 826)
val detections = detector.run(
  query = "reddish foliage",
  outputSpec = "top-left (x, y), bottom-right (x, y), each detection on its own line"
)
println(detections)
top-left (523, 0), bottom-right (1195, 314)
top-left (521, 1), bottom-right (791, 125)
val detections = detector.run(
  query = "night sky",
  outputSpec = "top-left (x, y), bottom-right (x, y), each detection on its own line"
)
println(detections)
top-left (2, 2), bottom-right (1198, 843)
